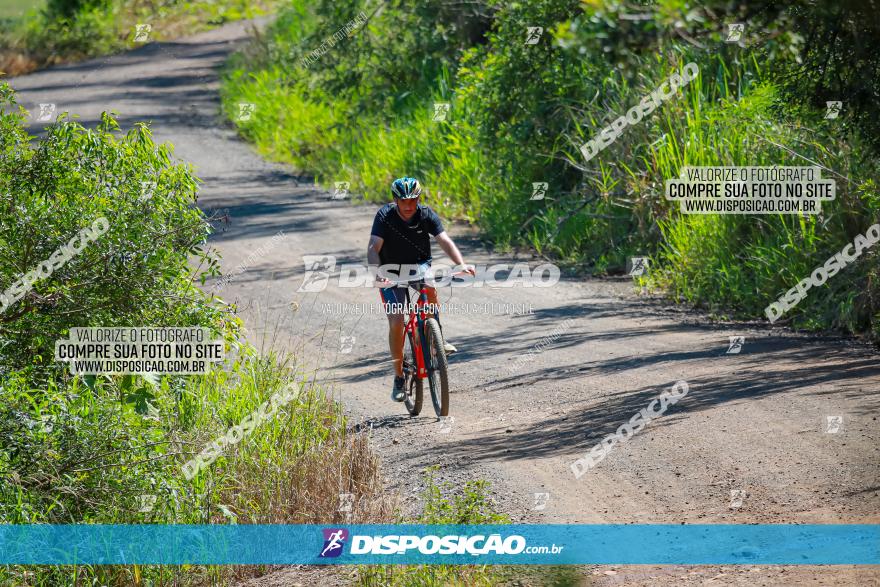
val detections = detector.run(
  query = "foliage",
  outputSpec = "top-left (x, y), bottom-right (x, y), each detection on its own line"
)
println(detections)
top-left (0, 0), bottom-right (280, 76)
top-left (0, 81), bottom-right (391, 585)
top-left (0, 81), bottom-right (234, 385)
top-left (0, 347), bottom-right (390, 585)
top-left (223, 0), bottom-right (880, 341)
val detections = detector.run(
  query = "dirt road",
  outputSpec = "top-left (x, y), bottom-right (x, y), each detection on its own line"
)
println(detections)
top-left (10, 20), bottom-right (880, 586)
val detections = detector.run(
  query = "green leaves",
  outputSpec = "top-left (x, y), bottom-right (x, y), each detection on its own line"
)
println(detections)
top-left (123, 385), bottom-right (157, 416)
top-left (0, 81), bottom-right (231, 382)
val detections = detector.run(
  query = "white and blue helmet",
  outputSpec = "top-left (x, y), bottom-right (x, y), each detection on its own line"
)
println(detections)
top-left (391, 177), bottom-right (422, 199)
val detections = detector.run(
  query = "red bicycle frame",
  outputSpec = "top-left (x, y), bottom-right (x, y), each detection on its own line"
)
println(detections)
top-left (403, 282), bottom-right (432, 379)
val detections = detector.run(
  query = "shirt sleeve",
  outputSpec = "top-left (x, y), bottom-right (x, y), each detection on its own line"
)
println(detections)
top-left (370, 208), bottom-right (387, 238)
top-left (424, 206), bottom-right (445, 236)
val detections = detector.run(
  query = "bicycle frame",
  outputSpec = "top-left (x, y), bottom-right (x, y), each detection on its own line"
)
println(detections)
top-left (403, 281), bottom-right (432, 379)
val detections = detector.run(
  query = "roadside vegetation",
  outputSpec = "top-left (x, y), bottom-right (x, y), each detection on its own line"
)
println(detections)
top-left (0, 0), bottom-right (278, 77)
top-left (0, 81), bottom-right (392, 586)
top-left (0, 79), bottom-right (530, 586)
top-left (357, 467), bottom-right (508, 586)
top-left (222, 0), bottom-right (880, 342)
top-left (358, 466), bottom-right (583, 587)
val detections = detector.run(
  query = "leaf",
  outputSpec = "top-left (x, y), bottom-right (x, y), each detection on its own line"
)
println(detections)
top-left (124, 387), bottom-right (156, 415)
top-left (140, 372), bottom-right (160, 389)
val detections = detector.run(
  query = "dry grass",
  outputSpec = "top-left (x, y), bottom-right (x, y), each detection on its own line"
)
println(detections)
top-left (212, 380), bottom-right (397, 586)
top-left (222, 419), bottom-right (396, 526)
top-left (0, 49), bottom-right (37, 76)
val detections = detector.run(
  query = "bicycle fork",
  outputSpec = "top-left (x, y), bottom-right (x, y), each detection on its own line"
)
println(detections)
top-left (406, 322), bottom-right (429, 379)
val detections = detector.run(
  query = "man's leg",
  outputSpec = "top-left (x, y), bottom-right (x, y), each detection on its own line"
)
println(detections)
top-left (388, 313), bottom-right (405, 377)
top-left (381, 286), bottom-right (407, 401)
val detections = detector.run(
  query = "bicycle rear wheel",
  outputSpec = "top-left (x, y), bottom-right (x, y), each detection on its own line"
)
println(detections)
top-left (423, 318), bottom-right (449, 417)
top-left (402, 330), bottom-right (423, 416)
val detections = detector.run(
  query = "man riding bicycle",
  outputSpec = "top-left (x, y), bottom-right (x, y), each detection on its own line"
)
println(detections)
top-left (367, 177), bottom-right (475, 403)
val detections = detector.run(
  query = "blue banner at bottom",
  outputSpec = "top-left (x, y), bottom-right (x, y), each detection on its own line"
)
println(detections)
top-left (0, 524), bottom-right (877, 565)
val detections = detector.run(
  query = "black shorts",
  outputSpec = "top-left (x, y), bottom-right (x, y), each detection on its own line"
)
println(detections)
top-left (379, 286), bottom-right (409, 315)
top-left (378, 260), bottom-right (431, 315)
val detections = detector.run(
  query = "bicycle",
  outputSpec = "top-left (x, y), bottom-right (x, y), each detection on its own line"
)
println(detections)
top-left (380, 274), bottom-right (455, 417)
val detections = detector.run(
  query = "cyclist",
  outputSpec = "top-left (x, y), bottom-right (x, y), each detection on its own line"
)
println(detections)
top-left (367, 177), bottom-right (475, 403)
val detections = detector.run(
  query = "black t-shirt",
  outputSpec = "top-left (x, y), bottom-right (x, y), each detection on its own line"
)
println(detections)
top-left (370, 203), bottom-right (444, 266)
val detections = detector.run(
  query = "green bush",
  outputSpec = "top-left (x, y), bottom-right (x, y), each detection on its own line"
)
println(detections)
top-left (0, 345), bottom-right (389, 586)
top-left (44, 0), bottom-right (111, 19)
top-left (0, 82), bottom-right (233, 384)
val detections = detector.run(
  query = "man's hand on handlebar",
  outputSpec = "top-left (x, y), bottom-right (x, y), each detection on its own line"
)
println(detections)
top-left (372, 263), bottom-right (476, 288)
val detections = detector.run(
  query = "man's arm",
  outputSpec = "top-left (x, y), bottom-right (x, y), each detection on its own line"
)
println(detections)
top-left (434, 231), bottom-right (475, 274)
top-left (368, 235), bottom-right (389, 284)
top-left (367, 235), bottom-right (383, 266)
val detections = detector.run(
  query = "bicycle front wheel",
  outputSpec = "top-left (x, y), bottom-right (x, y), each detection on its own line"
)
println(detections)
top-left (423, 318), bottom-right (449, 417)
top-left (403, 330), bottom-right (423, 416)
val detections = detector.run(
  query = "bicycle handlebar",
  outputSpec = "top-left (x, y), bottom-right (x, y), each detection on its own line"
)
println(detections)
top-left (377, 270), bottom-right (473, 289)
